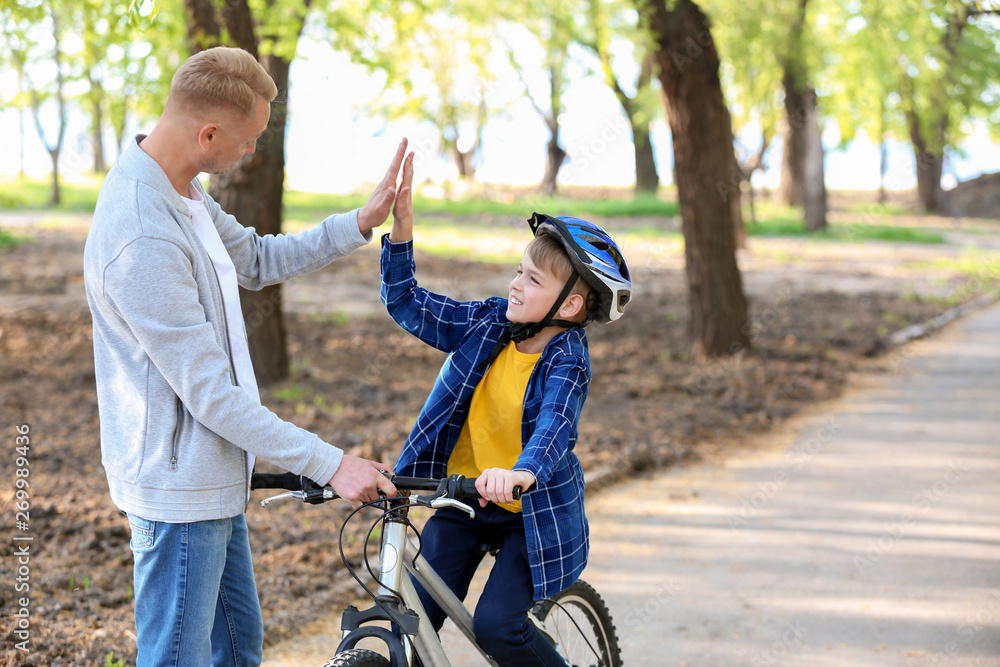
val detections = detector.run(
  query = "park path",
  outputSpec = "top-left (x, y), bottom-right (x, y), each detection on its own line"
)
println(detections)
top-left (261, 303), bottom-right (1000, 667)
top-left (577, 299), bottom-right (1000, 666)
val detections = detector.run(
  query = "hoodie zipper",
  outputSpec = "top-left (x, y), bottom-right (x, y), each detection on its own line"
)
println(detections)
top-left (171, 397), bottom-right (184, 469)
top-left (170, 196), bottom-right (238, 472)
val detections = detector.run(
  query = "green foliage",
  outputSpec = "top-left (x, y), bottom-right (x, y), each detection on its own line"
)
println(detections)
top-left (318, 0), bottom-right (505, 172)
top-left (826, 0), bottom-right (1000, 153)
top-left (579, 0), bottom-right (663, 175)
top-left (709, 0), bottom-right (838, 153)
top-left (104, 652), bottom-right (125, 667)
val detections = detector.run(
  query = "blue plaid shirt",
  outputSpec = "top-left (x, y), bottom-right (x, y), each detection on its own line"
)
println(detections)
top-left (380, 236), bottom-right (590, 600)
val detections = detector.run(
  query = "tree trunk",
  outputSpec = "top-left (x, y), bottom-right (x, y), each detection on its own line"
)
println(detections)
top-left (587, 10), bottom-right (660, 196)
top-left (451, 145), bottom-right (476, 180)
top-left (48, 149), bottom-right (61, 205)
top-left (185, 0), bottom-right (305, 385)
top-left (776, 73), bottom-right (805, 206)
top-left (645, 0), bottom-right (749, 358)
top-left (633, 122), bottom-right (660, 194)
top-left (777, 77), bottom-right (827, 229)
top-left (799, 85), bottom-right (827, 230)
top-left (774, 0), bottom-right (827, 230)
top-left (907, 110), bottom-right (945, 213)
top-left (540, 56), bottom-right (566, 197)
top-left (542, 131), bottom-right (566, 197)
top-left (30, 7), bottom-right (67, 207)
top-left (89, 83), bottom-right (107, 174)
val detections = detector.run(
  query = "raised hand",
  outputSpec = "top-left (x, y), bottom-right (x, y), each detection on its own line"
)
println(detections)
top-left (357, 139), bottom-right (408, 236)
top-left (389, 150), bottom-right (415, 243)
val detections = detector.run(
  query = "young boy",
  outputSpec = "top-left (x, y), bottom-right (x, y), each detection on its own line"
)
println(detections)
top-left (381, 153), bottom-right (631, 666)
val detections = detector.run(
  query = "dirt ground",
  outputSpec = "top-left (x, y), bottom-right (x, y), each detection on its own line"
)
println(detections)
top-left (1, 189), bottom-right (998, 666)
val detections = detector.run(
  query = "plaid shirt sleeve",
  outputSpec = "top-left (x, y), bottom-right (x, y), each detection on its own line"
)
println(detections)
top-left (380, 235), bottom-right (495, 353)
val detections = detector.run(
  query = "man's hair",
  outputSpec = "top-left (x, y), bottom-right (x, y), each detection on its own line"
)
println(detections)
top-left (169, 46), bottom-right (277, 117)
top-left (525, 234), bottom-right (591, 319)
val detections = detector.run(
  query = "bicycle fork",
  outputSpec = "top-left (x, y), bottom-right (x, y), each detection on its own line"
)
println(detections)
top-left (337, 512), bottom-right (422, 667)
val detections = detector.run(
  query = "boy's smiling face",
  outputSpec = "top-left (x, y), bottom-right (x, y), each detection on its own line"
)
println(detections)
top-left (507, 251), bottom-right (566, 324)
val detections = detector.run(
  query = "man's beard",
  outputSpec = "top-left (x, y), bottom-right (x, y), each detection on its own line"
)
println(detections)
top-left (201, 152), bottom-right (248, 176)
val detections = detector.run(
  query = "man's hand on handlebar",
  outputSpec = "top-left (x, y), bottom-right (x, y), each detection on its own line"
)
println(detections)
top-left (328, 456), bottom-right (397, 508)
top-left (475, 468), bottom-right (535, 508)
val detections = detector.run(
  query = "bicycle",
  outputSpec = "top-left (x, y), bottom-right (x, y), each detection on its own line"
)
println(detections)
top-left (251, 471), bottom-right (622, 667)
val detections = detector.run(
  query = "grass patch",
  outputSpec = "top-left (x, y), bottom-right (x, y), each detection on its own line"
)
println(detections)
top-left (272, 383), bottom-right (309, 401)
top-left (283, 190), bottom-right (678, 227)
top-left (744, 201), bottom-right (945, 244)
top-left (745, 217), bottom-right (945, 244)
top-left (0, 227), bottom-right (27, 247)
top-left (917, 248), bottom-right (1000, 280)
top-left (909, 249), bottom-right (1000, 303)
top-left (840, 201), bottom-right (911, 216)
top-left (0, 176), bottom-right (103, 212)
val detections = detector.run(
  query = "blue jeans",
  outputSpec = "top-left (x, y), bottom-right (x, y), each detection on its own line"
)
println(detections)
top-left (127, 513), bottom-right (264, 667)
top-left (412, 504), bottom-right (565, 667)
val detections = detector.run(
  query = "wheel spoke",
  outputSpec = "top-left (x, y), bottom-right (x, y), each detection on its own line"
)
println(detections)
top-left (535, 582), bottom-right (621, 667)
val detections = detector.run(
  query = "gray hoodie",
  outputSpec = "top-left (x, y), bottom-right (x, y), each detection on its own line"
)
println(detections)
top-left (84, 136), bottom-right (370, 522)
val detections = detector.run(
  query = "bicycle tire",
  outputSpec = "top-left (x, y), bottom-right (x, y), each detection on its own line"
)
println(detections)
top-left (531, 579), bottom-right (622, 667)
top-left (322, 648), bottom-right (391, 667)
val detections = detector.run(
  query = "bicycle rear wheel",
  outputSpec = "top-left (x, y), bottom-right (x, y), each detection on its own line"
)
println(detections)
top-left (531, 580), bottom-right (622, 667)
top-left (322, 648), bottom-right (390, 667)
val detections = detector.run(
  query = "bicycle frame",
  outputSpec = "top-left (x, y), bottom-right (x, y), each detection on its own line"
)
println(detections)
top-left (404, 537), bottom-right (499, 667)
top-left (253, 473), bottom-right (617, 667)
top-left (342, 506), bottom-right (500, 667)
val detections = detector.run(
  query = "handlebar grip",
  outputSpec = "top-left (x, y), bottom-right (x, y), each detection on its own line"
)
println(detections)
top-left (389, 474), bottom-right (525, 501)
top-left (452, 477), bottom-right (524, 501)
top-left (250, 472), bottom-right (323, 491)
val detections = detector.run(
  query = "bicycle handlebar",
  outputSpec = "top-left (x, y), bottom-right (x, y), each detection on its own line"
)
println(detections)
top-left (250, 472), bottom-right (322, 492)
top-left (250, 472), bottom-right (522, 501)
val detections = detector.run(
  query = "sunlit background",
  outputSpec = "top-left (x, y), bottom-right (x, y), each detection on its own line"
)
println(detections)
top-left (2, 29), bottom-right (998, 196)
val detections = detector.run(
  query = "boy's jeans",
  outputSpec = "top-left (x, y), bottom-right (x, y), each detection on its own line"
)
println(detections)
top-left (127, 513), bottom-right (264, 667)
top-left (412, 504), bottom-right (566, 667)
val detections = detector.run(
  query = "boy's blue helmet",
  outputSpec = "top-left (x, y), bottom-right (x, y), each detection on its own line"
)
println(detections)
top-left (528, 213), bottom-right (632, 324)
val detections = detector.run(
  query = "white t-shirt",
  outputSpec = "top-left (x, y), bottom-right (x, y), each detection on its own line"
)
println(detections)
top-left (181, 187), bottom-right (259, 486)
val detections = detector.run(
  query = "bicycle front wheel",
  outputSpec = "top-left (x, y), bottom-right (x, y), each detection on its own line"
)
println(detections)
top-left (322, 648), bottom-right (390, 667)
top-left (531, 580), bottom-right (622, 667)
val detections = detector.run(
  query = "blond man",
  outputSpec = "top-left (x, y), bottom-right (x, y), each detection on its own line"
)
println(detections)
top-left (84, 46), bottom-right (401, 666)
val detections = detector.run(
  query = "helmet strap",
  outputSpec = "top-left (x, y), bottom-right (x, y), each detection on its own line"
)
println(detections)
top-left (477, 272), bottom-right (579, 373)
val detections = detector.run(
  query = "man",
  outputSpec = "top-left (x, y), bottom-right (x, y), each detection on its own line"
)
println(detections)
top-left (83, 46), bottom-right (400, 666)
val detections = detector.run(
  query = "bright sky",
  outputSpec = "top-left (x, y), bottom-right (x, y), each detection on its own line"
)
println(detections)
top-left (1, 34), bottom-right (998, 193)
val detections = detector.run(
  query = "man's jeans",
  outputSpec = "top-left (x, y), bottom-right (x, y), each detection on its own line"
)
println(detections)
top-left (127, 513), bottom-right (264, 667)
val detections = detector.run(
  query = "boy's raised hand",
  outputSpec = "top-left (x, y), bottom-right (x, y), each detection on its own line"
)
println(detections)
top-left (357, 139), bottom-right (408, 237)
top-left (389, 150), bottom-right (415, 243)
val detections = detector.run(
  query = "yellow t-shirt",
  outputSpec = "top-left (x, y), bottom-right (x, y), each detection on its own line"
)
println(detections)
top-left (447, 341), bottom-right (542, 512)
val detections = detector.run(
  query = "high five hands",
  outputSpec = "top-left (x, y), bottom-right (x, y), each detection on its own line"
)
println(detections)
top-left (357, 138), bottom-right (412, 237)
top-left (389, 145), bottom-right (415, 243)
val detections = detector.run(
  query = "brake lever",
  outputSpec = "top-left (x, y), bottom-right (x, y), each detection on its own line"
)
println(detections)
top-left (260, 488), bottom-right (335, 507)
top-left (409, 494), bottom-right (476, 519)
top-left (260, 491), bottom-right (302, 507)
